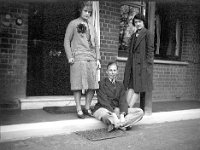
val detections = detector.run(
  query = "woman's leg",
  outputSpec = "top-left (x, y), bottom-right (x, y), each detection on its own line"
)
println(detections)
top-left (74, 90), bottom-right (82, 112)
top-left (74, 90), bottom-right (85, 118)
top-left (129, 92), bottom-right (139, 107)
top-left (126, 89), bottom-right (134, 106)
top-left (85, 89), bottom-right (95, 110)
top-left (126, 88), bottom-right (139, 107)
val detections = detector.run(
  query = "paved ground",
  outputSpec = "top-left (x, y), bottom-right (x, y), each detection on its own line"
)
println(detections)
top-left (1, 119), bottom-right (200, 150)
top-left (1, 101), bottom-right (200, 125)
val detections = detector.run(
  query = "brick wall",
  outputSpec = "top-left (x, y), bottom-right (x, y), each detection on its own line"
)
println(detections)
top-left (152, 63), bottom-right (200, 101)
top-left (180, 13), bottom-right (200, 101)
top-left (0, 2), bottom-right (28, 102)
top-left (99, 2), bottom-right (200, 102)
top-left (0, 1), bottom-right (199, 104)
top-left (99, 1), bottom-right (121, 78)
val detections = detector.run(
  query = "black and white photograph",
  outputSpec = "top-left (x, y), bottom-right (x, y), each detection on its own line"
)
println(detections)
top-left (0, 0), bottom-right (200, 149)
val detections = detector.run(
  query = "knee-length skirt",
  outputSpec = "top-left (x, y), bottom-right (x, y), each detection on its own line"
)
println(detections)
top-left (70, 60), bottom-right (99, 90)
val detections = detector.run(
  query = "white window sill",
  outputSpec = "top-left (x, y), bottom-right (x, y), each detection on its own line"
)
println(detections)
top-left (117, 57), bottom-right (189, 65)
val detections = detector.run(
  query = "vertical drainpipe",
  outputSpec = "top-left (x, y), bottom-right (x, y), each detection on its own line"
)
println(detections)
top-left (143, 1), bottom-right (156, 115)
top-left (148, 1), bottom-right (156, 39)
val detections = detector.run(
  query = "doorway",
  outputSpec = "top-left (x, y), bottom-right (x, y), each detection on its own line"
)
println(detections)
top-left (27, 2), bottom-right (77, 96)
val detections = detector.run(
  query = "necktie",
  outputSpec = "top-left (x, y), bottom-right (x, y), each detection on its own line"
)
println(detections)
top-left (111, 79), bottom-right (115, 84)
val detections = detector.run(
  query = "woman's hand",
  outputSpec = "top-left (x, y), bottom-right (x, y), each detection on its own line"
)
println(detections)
top-left (97, 60), bottom-right (101, 69)
top-left (68, 58), bottom-right (74, 64)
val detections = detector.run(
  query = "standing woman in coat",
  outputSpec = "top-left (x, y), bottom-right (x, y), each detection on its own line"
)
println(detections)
top-left (123, 13), bottom-right (154, 108)
top-left (64, 1), bottom-right (101, 118)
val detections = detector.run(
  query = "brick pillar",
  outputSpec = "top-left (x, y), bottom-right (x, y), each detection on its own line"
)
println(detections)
top-left (141, 2), bottom-right (155, 115)
top-left (99, 1), bottom-right (121, 78)
top-left (0, 2), bottom-right (28, 104)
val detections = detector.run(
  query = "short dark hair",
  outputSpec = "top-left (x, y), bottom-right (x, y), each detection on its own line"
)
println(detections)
top-left (75, 1), bottom-right (93, 18)
top-left (107, 61), bottom-right (118, 69)
top-left (132, 13), bottom-right (146, 26)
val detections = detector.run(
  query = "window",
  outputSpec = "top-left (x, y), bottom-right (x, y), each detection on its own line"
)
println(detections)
top-left (118, 2), bottom-right (183, 61)
top-left (118, 2), bottom-right (145, 57)
top-left (155, 3), bottom-right (182, 60)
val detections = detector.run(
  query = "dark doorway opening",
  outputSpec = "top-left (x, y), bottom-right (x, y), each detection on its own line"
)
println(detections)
top-left (27, 2), bottom-right (77, 96)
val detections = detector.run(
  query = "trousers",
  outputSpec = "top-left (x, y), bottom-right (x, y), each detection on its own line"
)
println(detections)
top-left (93, 107), bottom-right (144, 127)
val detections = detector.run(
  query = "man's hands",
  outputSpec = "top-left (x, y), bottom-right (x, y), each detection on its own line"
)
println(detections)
top-left (120, 114), bottom-right (125, 123)
top-left (112, 112), bottom-right (126, 129)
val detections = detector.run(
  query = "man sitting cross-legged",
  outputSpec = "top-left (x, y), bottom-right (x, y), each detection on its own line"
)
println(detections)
top-left (93, 61), bottom-right (144, 132)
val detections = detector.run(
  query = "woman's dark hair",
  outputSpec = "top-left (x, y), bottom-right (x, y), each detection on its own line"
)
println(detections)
top-left (75, 1), bottom-right (93, 18)
top-left (132, 13), bottom-right (146, 26)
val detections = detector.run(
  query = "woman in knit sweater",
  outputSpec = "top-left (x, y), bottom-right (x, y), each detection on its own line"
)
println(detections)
top-left (64, 1), bottom-right (101, 118)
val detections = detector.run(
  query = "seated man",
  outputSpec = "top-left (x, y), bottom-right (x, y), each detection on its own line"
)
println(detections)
top-left (93, 61), bottom-right (144, 132)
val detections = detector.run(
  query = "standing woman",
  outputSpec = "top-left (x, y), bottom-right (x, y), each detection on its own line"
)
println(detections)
top-left (64, 1), bottom-right (101, 118)
top-left (123, 13), bottom-right (154, 108)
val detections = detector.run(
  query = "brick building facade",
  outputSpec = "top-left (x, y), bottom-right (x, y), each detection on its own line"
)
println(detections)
top-left (0, 2), bottom-right (28, 103)
top-left (0, 1), bottom-right (200, 108)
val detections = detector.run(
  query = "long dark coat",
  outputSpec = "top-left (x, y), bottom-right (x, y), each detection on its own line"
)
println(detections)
top-left (123, 28), bottom-right (154, 92)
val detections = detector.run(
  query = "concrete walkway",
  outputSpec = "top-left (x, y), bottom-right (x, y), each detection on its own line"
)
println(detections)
top-left (2, 119), bottom-right (199, 150)
top-left (1, 101), bottom-right (200, 142)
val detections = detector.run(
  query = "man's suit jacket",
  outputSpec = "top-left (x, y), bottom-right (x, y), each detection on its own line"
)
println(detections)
top-left (93, 78), bottom-right (128, 114)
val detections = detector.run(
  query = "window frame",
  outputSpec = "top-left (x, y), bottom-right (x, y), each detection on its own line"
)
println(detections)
top-left (118, 2), bottom-right (183, 62)
top-left (118, 2), bottom-right (145, 57)
top-left (154, 3), bottom-right (183, 61)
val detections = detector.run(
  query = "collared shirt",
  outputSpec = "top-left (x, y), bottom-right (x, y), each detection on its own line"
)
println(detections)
top-left (136, 28), bottom-right (142, 37)
top-left (109, 78), bottom-right (116, 84)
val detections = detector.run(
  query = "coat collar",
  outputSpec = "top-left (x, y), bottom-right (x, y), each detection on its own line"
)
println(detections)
top-left (134, 28), bottom-right (147, 50)
top-left (104, 78), bottom-right (118, 97)
top-left (105, 77), bottom-right (116, 84)
top-left (104, 77), bottom-right (119, 88)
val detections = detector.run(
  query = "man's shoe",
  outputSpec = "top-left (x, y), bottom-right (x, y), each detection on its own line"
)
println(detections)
top-left (119, 126), bottom-right (132, 131)
top-left (119, 126), bottom-right (126, 131)
top-left (126, 126), bottom-right (132, 130)
top-left (107, 124), bottom-right (114, 132)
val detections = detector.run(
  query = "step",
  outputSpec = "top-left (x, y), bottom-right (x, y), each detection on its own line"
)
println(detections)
top-left (1, 109), bottom-right (200, 142)
top-left (20, 96), bottom-right (98, 110)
